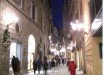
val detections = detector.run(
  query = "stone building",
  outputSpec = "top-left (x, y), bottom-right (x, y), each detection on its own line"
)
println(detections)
top-left (66, 0), bottom-right (102, 75)
top-left (0, 0), bottom-right (52, 74)
top-left (0, 0), bottom-right (103, 75)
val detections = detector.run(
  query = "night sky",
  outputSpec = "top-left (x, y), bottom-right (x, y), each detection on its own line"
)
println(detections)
top-left (51, 0), bottom-right (64, 30)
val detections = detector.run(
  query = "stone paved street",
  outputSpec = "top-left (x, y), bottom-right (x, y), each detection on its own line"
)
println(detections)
top-left (23, 64), bottom-right (84, 75)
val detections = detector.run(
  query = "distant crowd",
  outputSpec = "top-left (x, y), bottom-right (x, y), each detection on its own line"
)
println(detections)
top-left (11, 55), bottom-right (66, 75)
top-left (33, 56), bottom-right (66, 74)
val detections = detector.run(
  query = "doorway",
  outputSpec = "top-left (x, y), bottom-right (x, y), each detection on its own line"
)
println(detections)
top-left (9, 42), bottom-right (22, 74)
top-left (28, 35), bottom-right (35, 70)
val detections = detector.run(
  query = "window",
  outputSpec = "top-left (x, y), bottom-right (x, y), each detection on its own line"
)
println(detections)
top-left (12, 0), bottom-right (23, 8)
top-left (30, 2), bottom-right (37, 21)
top-left (32, 5), bottom-right (35, 20)
top-left (35, 7), bottom-right (37, 22)
top-left (17, 0), bottom-right (23, 8)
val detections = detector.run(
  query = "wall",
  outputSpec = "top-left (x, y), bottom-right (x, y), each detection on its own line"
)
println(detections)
top-left (0, 0), bottom-right (51, 74)
top-left (84, 34), bottom-right (94, 75)
top-left (81, 0), bottom-right (102, 75)
top-left (84, 34), bottom-right (102, 75)
top-left (92, 37), bottom-right (102, 75)
top-left (82, 0), bottom-right (93, 75)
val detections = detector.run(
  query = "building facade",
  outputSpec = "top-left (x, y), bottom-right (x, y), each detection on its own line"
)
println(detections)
top-left (67, 0), bottom-right (102, 75)
top-left (0, 0), bottom-right (51, 74)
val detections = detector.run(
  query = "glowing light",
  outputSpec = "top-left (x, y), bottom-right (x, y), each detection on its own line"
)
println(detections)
top-left (70, 22), bottom-right (84, 31)
top-left (2, 8), bottom-right (19, 26)
top-left (70, 42), bottom-right (73, 46)
top-left (49, 36), bottom-right (51, 39)
top-left (67, 46), bottom-right (73, 50)
top-left (60, 47), bottom-right (66, 52)
top-left (76, 20), bottom-right (79, 23)
top-left (28, 35), bottom-right (35, 53)
top-left (50, 48), bottom-right (56, 52)
top-left (70, 22), bottom-right (73, 25)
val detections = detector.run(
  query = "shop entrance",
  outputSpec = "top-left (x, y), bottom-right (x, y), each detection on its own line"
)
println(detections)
top-left (28, 35), bottom-right (35, 70)
top-left (9, 42), bottom-right (22, 74)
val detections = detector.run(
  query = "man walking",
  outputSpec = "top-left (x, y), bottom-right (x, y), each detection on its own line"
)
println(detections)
top-left (11, 56), bottom-right (20, 75)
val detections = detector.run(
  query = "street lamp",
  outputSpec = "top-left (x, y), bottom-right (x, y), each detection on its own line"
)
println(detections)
top-left (2, 10), bottom-right (19, 48)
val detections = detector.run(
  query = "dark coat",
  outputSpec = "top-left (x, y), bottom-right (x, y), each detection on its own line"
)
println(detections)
top-left (11, 57), bottom-right (20, 73)
top-left (33, 60), bottom-right (37, 71)
top-left (36, 59), bottom-right (42, 71)
top-left (43, 61), bottom-right (48, 70)
top-left (51, 60), bottom-right (55, 67)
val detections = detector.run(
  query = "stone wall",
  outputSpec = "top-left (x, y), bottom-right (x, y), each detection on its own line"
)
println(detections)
top-left (0, 0), bottom-right (51, 74)
top-left (82, 0), bottom-right (102, 74)
top-left (92, 37), bottom-right (102, 75)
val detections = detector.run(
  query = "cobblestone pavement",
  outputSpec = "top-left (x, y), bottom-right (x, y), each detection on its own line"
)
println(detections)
top-left (23, 64), bottom-right (84, 75)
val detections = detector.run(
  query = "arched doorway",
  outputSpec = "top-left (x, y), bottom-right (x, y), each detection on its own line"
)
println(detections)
top-left (28, 35), bottom-right (35, 70)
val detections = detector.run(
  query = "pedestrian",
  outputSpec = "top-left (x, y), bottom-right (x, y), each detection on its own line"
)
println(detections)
top-left (62, 58), bottom-right (65, 65)
top-left (33, 59), bottom-right (37, 74)
top-left (67, 58), bottom-right (70, 66)
top-left (11, 56), bottom-right (20, 75)
top-left (51, 58), bottom-right (55, 67)
top-left (47, 59), bottom-right (52, 70)
top-left (67, 58), bottom-right (70, 71)
top-left (58, 57), bottom-right (61, 65)
top-left (43, 56), bottom-right (48, 75)
top-left (69, 59), bottom-right (76, 75)
top-left (36, 58), bottom-right (42, 74)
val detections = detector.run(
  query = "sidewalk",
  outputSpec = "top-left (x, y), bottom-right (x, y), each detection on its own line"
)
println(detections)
top-left (23, 64), bottom-right (84, 75)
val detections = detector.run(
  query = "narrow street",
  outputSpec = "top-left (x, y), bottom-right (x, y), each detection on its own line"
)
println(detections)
top-left (0, 0), bottom-right (102, 75)
top-left (24, 64), bottom-right (84, 75)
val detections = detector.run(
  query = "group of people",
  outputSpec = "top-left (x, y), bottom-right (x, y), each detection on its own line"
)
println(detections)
top-left (32, 55), bottom-right (68, 75)
top-left (50, 56), bottom-right (66, 66)
top-left (33, 56), bottom-right (65, 75)
top-left (33, 56), bottom-right (48, 75)
top-left (11, 56), bottom-right (49, 75)
top-left (67, 58), bottom-right (76, 75)
top-left (11, 56), bottom-right (76, 75)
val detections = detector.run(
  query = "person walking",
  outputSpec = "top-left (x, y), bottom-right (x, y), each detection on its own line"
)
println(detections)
top-left (69, 59), bottom-right (76, 75)
top-left (43, 56), bottom-right (48, 75)
top-left (67, 58), bottom-right (70, 71)
top-left (58, 57), bottom-right (61, 65)
top-left (33, 59), bottom-right (37, 74)
top-left (51, 58), bottom-right (55, 68)
top-left (62, 58), bottom-right (65, 65)
top-left (11, 56), bottom-right (20, 75)
top-left (36, 58), bottom-right (42, 74)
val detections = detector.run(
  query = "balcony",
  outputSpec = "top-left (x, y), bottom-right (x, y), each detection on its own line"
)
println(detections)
top-left (92, 7), bottom-right (102, 37)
